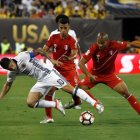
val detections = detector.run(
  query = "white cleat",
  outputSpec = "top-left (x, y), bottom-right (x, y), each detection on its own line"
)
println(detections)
top-left (73, 105), bottom-right (81, 110)
top-left (96, 103), bottom-right (104, 114)
top-left (40, 118), bottom-right (54, 124)
top-left (55, 99), bottom-right (65, 116)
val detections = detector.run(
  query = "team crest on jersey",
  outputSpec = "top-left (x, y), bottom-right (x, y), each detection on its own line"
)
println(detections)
top-left (96, 54), bottom-right (100, 62)
top-left (54, 44), bottom-right (57, 47)
top-left (21, 63), bottom-right (26, 69)
top-left (109, 50), bottom-right (113, 55)
top-left (64, 45), bottom-right (68, 50)
top-left (53, 44), bottom-right (57, 52)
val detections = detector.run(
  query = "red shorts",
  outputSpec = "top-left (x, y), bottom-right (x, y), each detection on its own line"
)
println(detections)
top-left (59, 69), bottom-right (79, 87)
top-left (79, 73), bottom-right (122, 89)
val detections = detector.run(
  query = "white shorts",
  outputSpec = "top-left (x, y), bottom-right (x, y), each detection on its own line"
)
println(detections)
top-left (30, 69), bottom-right (69, 96)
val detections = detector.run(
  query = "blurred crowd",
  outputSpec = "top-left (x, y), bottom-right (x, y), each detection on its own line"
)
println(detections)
top-left (1, 35), bottom-right (140, 55)
top-left (0, 0), bottom-right (112, 20)
top-left (0, 0), bottom-right (140, 54)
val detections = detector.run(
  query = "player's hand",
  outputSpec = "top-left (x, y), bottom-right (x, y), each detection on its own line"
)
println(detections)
top-left (129, 40), bottom-right (140, 47)
top-left (62, 55), bottom-right (69, 61)
top-left (52, 60), bottom-right (63, 67)
top-left (87, 73), bottom-right (97, 82)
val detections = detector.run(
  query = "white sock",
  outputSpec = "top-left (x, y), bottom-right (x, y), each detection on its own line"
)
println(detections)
top-left (73, 88), bottom-right (97, 107)
top-left (34, 99), bottom-right (55, 108)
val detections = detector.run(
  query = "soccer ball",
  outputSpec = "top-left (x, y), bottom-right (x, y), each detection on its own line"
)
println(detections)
top-left (79, 111), bottom-right (95, 125)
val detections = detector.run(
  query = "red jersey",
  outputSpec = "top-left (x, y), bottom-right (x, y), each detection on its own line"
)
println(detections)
top-left (83, 41), bottom-right (127, 75)
top-left (46, 34), bottom-right (77, 71)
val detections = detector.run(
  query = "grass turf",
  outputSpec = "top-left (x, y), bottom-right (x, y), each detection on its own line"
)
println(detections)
top-left (0, 74), bottom-right (140, 140)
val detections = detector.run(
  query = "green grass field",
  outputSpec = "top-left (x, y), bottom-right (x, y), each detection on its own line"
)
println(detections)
top-left (0, 74), bottom-right (140, 140)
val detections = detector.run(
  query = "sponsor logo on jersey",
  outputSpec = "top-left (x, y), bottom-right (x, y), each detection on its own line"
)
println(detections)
top-left (109, 50), bottom-right (113, 55)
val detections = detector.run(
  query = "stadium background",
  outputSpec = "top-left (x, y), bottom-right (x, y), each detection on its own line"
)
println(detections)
top-left (0, 1), bottom-right (140, 140)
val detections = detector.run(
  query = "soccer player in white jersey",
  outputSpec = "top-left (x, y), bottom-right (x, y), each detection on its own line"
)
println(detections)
top-left (0, 49), bottom-right (104, 122)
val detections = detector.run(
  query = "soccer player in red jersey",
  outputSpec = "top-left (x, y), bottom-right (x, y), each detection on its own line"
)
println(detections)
top-left (40, 17), bottom-right (101, 123)
top-left (78, 32), bottom-right (140, 115)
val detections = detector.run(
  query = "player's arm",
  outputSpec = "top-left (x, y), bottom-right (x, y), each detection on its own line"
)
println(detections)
top-left (77, 43), bottom-right (82, 59)
top-left (0, 81), bottom-right (13, 100)
top-left (129, 40), bottom-right (140, 48)
top-left (34, 48), bottom-right (63, 66)
top-left (62, 49), bottom-right (77, 61)
top-left (78, 57), bottom-right (96, 81)
top-left (63, 49), bottom-right (78, 61)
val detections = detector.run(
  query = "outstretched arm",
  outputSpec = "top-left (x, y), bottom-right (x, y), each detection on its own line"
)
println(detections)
top-left (78, 57), bottom-right (96, 81)
top-left (0, 81), bottom-right (13, 100)
top-left (129, 40), bottom-right (140, 48)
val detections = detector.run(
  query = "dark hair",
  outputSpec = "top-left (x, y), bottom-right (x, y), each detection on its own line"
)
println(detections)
top-left (59, 17), bottom-right (69, 24)
top-left (0, 57), bottom-right (11, 69)
top-left (55, 14), bottom-right (69, 24)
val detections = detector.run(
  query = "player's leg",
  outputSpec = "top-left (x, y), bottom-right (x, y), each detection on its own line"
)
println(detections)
top-left (26, 91), bottom-right (65, 115)
top-left (60, 70), bottom-right (82, 109)
top-left (64, 75), bottom-right (99, 109)
top-left (106, 74), bottom-right (140, 115)
top-left (78, 77), bottom-right (98, 101)
top-left (40, 87), bottom-right (56, 123)
top-left (62, 84), bottom-right (104, 114)
top-left (27, 82), bottom-right (65, 116)
top-left (113, 81), bottom-right (140, 115)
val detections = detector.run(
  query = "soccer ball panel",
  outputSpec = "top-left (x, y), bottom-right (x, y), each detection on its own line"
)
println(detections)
top-left (79, 111), bottom-right (95, 125)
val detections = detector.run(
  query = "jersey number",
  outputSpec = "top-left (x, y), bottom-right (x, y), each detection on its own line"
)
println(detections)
top-left (57, 79), bottom-right (65, 86)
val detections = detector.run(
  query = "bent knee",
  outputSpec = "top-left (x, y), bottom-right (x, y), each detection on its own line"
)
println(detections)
top-left (26, 99), bottom-right (36, 108)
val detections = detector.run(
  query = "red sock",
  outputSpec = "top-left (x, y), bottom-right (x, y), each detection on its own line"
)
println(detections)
top-left (45, 95), bottom-right (53, 118)
top-left (127, 95), bottom-right (140, 115)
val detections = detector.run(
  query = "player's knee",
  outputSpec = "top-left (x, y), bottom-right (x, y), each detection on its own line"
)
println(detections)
top-left (63, 84), bottom-right (74, 94)
top-left (26, 99), bottom-right (35, 108)
top-left (78, 84), bottom-right (90, 90)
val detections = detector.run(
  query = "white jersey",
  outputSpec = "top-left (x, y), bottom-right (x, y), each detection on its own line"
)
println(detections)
top-left (7, 51), bottom-right (54, 82)
top-left (49, 29), bottom-right (78, 42)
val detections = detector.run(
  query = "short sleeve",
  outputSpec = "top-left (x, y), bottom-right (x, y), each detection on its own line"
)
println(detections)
top-left (83, 44), bottom-right (96, 61)
top-left (46, 35), bottom-right (53, 48)
top-left (113, 41), bottom-right (127, 51)
top-left (7, 71), bottom-right (16, 82)
top-left (69, 37), bottom-right (77, 50)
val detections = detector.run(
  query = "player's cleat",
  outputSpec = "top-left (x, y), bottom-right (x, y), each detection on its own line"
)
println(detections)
top-left (64, 101), bottom-right (74, 109)
top-left (55, 99), bottom-right (65, 116)
top-left (64, 102), bottom-right (81, 109)
top-left (96, 102), bottom-right (104, 114)
top-left (40, 118), bottom-right (54, 124)
top-left (73, 105), bottom-right (81, 109)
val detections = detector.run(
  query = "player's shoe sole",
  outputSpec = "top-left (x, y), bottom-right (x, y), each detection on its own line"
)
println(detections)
top-left (40, 118), bottom-right (54, 124)
top-left (55, 99), bottom-right (65, 116)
